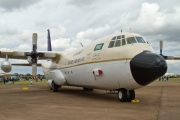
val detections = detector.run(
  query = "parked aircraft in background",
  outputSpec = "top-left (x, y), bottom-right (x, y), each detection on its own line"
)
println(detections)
top-left (0, 73), bottom-right (6, 77)
top-left (0, 30), bottom-right (179, 102)
top-left (164, 73), bottom-right (178, 78)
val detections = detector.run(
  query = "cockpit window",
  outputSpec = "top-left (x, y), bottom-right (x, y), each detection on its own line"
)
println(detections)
top-left (135, 37), bottom-right (146, 43)
top-left (117, 35), bottom-right (121, 39)
top-left (122, 39), bottom-right (126, 46)
top-left (108, 41), bottom-right (115, 48)
top-left (94, 43), bottom-right (104, 51)
top-left (126, 37), bottom-right (137, 44)
top-left (108, 35), bottom-right (124, 48)
top-left (115, 40), bottom-right (121, 47)
top-left (111, 36), bottom-right (116, 40)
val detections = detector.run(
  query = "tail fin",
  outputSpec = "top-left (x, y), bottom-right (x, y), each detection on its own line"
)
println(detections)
top-left (47, 29), bottom-right (52, 51)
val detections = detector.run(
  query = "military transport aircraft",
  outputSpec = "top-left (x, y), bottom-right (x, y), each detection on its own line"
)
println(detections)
top-left (0, 30), bottom-right (179, 102)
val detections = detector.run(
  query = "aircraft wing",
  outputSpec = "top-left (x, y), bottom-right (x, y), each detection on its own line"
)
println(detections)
top-left (160, 41), bottom-right (180, 60)
top-left (0, 49), bottom-right (60, 75)
top-left (0, 50), bottom-right (59, 60)
top-left (0, 32), bottom-right (61, 76)
top-left (174, 56), bottom-right (180, 60)
top-left (163, 55), bottom-right (180, 60)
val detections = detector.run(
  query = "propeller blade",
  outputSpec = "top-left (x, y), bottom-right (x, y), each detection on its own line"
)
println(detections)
top-left (163, 55), bottom-right (174, 60)
top-left (47, 29), bottom-right (52, 51)
top-left (32, 63), bottom-right (37, 76)
top-left (32, 33), bottom-right (37, 51)
top-left (32, 33), bottom-right (37, 45)
top-left (160, 40), bottom-right (163, 55)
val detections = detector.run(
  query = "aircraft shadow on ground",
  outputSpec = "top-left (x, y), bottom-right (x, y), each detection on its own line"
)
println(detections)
top-left (55, 88), bottom-right (119, 102)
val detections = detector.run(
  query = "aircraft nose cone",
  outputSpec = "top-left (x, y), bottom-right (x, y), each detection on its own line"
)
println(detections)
top-left (130, 51), bottom-right (167, 86)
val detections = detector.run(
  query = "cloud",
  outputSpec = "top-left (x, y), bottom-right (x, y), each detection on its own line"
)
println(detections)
top-left (0, 0), bottom-right (41, 11)
top-left (130, 3), bottom-right (163, 34)
top-left (67, 0), bottom-right (96, 7)
top-left (0, 19), bottom-right (21, 35)
top-left (63, 24), bottom-right (111, 51)
top-left (75, 24), bottom-right (110, 42)
top-left (14, 44), bottom-right (31, 51)
top-left (141, 2), bottom-right (159, 14)
top-left (113, 2), bottom-right (179, 56)
top-left (51, 38), bottom-right (71, 50)
top-left (166, 61), bottom-right (180, 74)
top-left (0, 0), bottom-right (180, 74)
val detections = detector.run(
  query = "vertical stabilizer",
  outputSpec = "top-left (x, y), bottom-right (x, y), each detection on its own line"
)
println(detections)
top-left (47, 29), bottom-right (52, 51)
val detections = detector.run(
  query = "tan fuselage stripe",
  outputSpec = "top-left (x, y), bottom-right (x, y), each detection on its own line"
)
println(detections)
top-left (52, 58), bottom-right (132, 69)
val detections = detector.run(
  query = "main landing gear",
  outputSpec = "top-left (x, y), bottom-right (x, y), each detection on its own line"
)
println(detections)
top-left (118, 89), bottom-right (135, 102)
top-left (52, 81), bottom-right (60, 92)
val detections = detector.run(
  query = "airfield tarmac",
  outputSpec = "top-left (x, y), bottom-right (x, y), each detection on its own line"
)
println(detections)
top-left (0, 81), bottom-right (180, 120)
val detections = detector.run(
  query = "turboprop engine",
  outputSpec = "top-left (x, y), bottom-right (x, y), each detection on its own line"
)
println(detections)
top-left (47, 70), bottom-right (66, 88)
top-left (1, 56), bottom-right (12, 73)
top-left (27, 56), bottom-right (32, 64)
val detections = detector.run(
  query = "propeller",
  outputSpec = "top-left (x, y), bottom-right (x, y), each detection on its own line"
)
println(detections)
top-left (25, 33), bottom-right (44, 76)
top-left (159, 40), bottom-right (174, 60)
top-left (160, 40), bottom-right (163, 55)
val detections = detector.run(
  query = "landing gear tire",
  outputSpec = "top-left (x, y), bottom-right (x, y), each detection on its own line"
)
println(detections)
top-left (118, 88), bottom-right (127, 102)
top-left (127, 90), bottom-right (135, 102)
top-left (52, 81), bottom-right (59, 92)
top-left (83, 87), bottom-right (93, 91)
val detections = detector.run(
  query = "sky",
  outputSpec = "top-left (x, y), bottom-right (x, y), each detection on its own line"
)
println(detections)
top-left (0, 0), bottom-right (180, 74)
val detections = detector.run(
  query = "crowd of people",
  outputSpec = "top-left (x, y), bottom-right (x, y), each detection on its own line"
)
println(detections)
top-left (1, 76), bottom-right (44, 84)
top-left (159, 76), bottom-right (169, 81)
top-left (2, 77), bottom-right (16, 84)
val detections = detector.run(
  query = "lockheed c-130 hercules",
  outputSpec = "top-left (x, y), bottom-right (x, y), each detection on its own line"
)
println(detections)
top-left (0, 29), bottom-right (179, 102)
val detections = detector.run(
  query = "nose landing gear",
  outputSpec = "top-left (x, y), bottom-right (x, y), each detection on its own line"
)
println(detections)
top-left (118, 89), bottom-right (135, 102)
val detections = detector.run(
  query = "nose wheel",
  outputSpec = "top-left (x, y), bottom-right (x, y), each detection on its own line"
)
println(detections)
top-left (118, 89), bottom-right (135, 102)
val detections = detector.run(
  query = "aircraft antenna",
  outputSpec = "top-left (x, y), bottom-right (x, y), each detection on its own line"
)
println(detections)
top-left (121, 29), bottom-right (122, 33)
top-left (73, 42), bottom-right (83, 47)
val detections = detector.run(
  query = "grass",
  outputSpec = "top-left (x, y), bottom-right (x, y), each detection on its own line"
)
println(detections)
top-left (0, 79), bottom-right (47, 85)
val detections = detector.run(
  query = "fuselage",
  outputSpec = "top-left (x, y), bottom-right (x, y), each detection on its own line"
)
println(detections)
top-left (41, 32), bottom-right (167, 90)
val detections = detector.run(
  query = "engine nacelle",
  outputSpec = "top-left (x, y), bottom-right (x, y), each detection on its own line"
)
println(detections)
top-left (1, 61), bottom-right (12, 73)
top-left (48, 70), bottom-right (66, 86)
top-left (47, 80), bottom-right (53, 88)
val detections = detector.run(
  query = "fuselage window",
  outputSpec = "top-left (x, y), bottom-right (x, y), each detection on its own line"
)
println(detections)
top-left (115, 40), bottom-right (121, 47)
top-left (122, 35), bottom-right (125, 38)
top-left (135, 37), bottom-right (146, 43)
top-left (126, 37), bottom-right (137, 44)
top-left (94, 43), bottom-right (104, 51)
top-left (122, 39), bottom-right (126, 46)
top-left (108, 41), bottom-right (115, 48)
